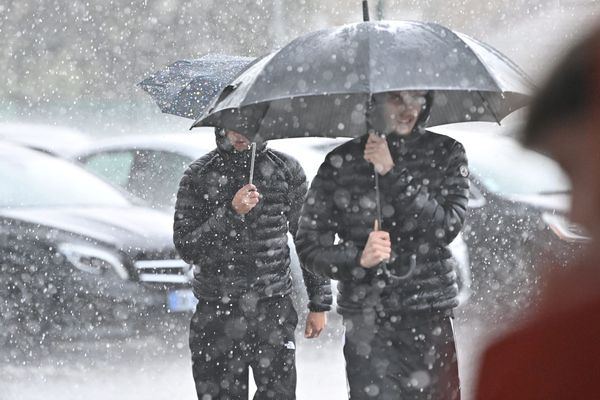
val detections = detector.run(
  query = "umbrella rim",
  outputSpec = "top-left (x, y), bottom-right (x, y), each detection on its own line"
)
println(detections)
top-left (192, 88), bottom-right (530, 128)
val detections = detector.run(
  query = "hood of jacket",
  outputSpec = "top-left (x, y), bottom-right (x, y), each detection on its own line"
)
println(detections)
top-left (214, 128), bottom-right (267, 156)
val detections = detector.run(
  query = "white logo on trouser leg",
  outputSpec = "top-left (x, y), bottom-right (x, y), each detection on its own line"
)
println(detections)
top-left (284, 341), bottom-right (296, 350)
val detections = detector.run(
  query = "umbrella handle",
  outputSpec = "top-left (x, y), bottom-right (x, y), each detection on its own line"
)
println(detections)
top-left (380, 254), bottom-right (416, 282)
top-left (249, 142), bottom-right (257, 185)
top-left (362, 0), bottom-right (370, 21)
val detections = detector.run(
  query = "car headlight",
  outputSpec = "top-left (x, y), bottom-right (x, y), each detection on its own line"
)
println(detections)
top-left (58, 243), bottom-right (129, 279)
top-left (542, 213), bottom-right (591, 243)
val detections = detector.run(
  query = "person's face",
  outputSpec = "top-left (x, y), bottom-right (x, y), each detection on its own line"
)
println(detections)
top-left (540, 117), bottom-right (600, 239)
top-left (226, 130), bottom-right (251, 151)
top-left (382, 91), bottom-right (427, 135)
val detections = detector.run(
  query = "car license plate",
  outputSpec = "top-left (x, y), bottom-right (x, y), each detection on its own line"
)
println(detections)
top-left (167, 289), bottom-right (198, 312)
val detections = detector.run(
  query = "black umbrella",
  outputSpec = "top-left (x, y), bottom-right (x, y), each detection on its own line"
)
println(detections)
top-left (192, 21), bottom-right (533, 138)
top-left (139, 54), bottom-right (255, 119)
top-left (193, 12), bottom-right (534, 280)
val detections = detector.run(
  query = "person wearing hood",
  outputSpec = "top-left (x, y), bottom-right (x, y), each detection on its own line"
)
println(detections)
top-left (296, 91), bottom-right (469, 399)
top-left (173, 128), bottom-right (331, 400)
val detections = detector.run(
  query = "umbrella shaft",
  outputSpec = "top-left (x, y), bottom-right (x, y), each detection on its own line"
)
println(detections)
top-left (363, 0), bottom-right (370, 21)
top-left (249, 142), bottom-right (257, 185)
top-left (372, 130), bottom-right (385, 228)
top-left (374, 165), bottom-right (382, 227)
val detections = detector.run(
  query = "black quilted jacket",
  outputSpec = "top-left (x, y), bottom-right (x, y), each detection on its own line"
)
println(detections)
top-left (173, 133), bottom-right (332, 311)
top-left (296, 127), bottom-right (470, 316)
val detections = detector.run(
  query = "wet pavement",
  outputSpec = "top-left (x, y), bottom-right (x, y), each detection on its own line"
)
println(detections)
top-left (0, 310), bottom-right (495, 400)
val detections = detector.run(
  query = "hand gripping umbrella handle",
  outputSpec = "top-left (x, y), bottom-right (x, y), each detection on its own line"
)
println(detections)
top-left (373, 219), bottom-right (416, 282)
top-left (372, 218), bottom-right (389, 277)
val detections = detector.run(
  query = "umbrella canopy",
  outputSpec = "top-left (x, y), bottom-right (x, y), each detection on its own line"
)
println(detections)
top-left (139, 54), bottom-right (255, 119)
top-left (193, 20), bottom-right (534, 139)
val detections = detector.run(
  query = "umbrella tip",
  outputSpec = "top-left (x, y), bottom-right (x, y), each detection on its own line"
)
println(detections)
top-left (362, 0), bottom-right (370, 22)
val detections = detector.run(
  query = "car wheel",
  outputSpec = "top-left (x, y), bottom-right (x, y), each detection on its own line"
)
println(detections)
top-left (0, 251), bottom-right (61, 360)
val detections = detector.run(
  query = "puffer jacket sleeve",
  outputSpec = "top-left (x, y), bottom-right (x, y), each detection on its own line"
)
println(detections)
top-left (285, 156), bottom-right (333, 312)
top-left (387, 140), bottom-right (469, 246)
top-left (173, 154), bottom-right (245, 264)
top-left (296, 157), bottom-right (368, 282)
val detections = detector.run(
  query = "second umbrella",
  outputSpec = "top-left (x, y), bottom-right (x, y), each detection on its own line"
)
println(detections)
top-left (139, 54), bottom-right (255, 120)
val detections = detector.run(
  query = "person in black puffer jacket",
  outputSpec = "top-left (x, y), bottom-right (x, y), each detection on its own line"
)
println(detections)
top-left (296, 91), bottom-right (469, 400)
top-left (174, 128), bottom-right (331, 400)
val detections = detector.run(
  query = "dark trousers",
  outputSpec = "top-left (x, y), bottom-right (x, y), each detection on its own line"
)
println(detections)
top-left (343, 312), bottom-right (460, 400)
top-left (189, 294), bottom-right (298, 400)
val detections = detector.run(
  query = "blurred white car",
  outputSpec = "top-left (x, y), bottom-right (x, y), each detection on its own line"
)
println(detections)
top-left (431, 123), bottom-right (587, 317)
top-left (0, 123), bottom-right (91, 157)
top-left (0, 142), bottom-right (195, 355)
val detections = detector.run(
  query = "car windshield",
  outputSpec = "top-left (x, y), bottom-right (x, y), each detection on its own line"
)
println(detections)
top-left (269, 137), bottom-right (351, 181)
top-left (464, 136), bottom-right (571, 196)
top-left (0, 150), bottom-right (132, 208)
